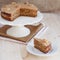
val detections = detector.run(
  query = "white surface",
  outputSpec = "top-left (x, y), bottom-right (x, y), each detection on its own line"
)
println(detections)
top-left (7, 26), bottom-right (30, 37)
top-left (0, 13), bottom-right (60, 60)
top-left (0, 39), bottom-right (23, 60)
top-left (0, 11), bottom-right (43, 26)
top-left (26, 39), bottom-right (58, 56)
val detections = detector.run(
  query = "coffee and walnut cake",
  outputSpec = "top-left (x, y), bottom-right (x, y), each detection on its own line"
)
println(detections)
top-left (1, 2), bottom-right (38, 21)
top-left (34, 38), bottom-right (52, 53)
top-left (1, 2), bottom-right (20, 21)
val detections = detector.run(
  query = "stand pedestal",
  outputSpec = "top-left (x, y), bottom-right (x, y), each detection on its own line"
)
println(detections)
top-left (7, 26), bottom-right (30, 37)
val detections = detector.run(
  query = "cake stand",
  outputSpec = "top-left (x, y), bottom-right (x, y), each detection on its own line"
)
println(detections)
top-left (0, 11), bottom-right (43, 37)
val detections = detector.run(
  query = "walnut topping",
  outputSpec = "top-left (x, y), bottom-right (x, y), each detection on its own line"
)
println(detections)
top-left (24, 2), bottom-right (29, 4)
top-left (7, 8), bottom-right (11, 11)
top-left (11, 2), bottom-right (17, 5)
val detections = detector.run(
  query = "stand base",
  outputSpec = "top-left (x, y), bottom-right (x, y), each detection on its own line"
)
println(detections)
top-left (7, 26), bottom-right (30, 37)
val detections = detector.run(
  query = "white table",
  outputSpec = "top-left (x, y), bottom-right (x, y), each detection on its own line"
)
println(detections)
top-left (0, 13), bottom-right (60, 60)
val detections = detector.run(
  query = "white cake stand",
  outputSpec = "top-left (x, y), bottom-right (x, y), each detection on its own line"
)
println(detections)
top-left (0, 11), bottom-right (43, 37)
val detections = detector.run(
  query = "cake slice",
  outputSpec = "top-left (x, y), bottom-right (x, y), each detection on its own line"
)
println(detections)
top-left (34, 38), bottom-right (52, 53)
top-left (20, 2), bottom-right (38, 17)
top-left (1, 2), bottom-right (20, 21)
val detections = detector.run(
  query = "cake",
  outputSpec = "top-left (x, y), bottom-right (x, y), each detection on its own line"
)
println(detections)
top-left (20, 2), bottom-right (38, 17)
top-left (34, 38), bottom-right (52, 53)
top-left (1, 2), bottom-right (20, 21)
top-left (1, 2), bottom-right (38, 21)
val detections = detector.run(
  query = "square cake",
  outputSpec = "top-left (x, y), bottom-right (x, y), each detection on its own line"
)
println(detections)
top-left (34, 38), bottom-right (52, 53)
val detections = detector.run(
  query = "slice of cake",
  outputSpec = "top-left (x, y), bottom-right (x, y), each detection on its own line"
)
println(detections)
top-left (20, 2), bottom-right (38, 17)
top-left (1, 2), bottom-right (20, 21)
top-left (34, 38), bottom-right (52, 53)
